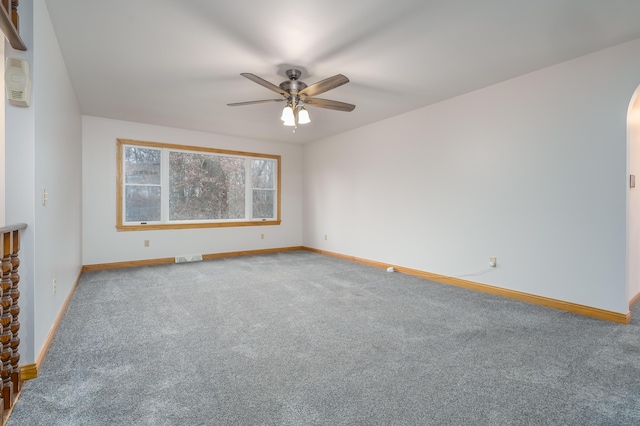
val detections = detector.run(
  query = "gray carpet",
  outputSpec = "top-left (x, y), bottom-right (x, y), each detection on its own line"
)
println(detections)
top-left (7, 250), bottom-right (640, 425)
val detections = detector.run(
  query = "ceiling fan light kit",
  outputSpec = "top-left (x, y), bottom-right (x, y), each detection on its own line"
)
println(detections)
top-left (281, 105), bottom-right (296, 126)
top-left (298, 107), bottom-right (311, 124)
top-left (228, 68), bottom-right (355, 133)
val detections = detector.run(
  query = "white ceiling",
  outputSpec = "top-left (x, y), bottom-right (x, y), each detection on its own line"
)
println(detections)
top-left (44, 0), bottom-right (640, 144)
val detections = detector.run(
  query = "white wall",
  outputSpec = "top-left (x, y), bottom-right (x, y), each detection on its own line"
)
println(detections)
top-left (82, 116), bottom-right (303, 265)
top-left (304, 38), bottom-right (640, 315)
top-left (628, 87), bottom-right (640, 302)
top-left (3, 0), bottom-right (82, 364)
top-left (4, 0), bottom-right (35, 363)
top-left (0, 41), bottom-right (4, 226)
top-left (32, 0), bottom-right (83, 359)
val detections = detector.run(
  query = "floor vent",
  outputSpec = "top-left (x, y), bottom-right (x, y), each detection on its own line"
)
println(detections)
top-left (175, 254), bottom-right (203, 263)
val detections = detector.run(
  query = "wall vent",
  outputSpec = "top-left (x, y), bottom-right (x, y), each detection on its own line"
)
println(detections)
top-left (4, 57), bottom-right (31, 107)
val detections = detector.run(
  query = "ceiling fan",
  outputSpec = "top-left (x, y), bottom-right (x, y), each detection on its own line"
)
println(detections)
top-left (227, 69), bottom-right (355, 130)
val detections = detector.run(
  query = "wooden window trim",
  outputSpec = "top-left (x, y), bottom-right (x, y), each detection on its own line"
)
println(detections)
top-left (116, 138), bottom-right (281, 231)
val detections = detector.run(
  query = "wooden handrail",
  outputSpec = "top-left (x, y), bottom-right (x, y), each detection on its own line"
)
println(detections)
top-left (0, 223), bottom-right (26, 423)
top-left (0, 0), bottom-right (25, 51)
top-left (0, 224), bottom-right (26, 234)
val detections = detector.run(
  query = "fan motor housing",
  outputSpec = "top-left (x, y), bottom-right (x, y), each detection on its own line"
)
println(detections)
top-left (279, 79), bottom-right (307, 94)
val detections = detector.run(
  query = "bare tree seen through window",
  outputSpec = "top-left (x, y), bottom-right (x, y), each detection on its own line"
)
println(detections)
top-left (169, 152), bottom-right (246, 220)
top-left (124, 147), bottom-right (161, 221)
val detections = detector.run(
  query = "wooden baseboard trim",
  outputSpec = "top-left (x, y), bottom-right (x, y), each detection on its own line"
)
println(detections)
top-left (303, 247), bottom-right (631, 325)
top-left (82, 246), bottom-right (305, 272)
top-left (23, 270), bottom-right (84, 380)
top-left (203, 246), bottom-right (304, 260)
top-left (631, 292), bottom-right (640, 310)
top-left (19, 364), bottom-right (37, 381)
top-left (82, 256), bottom-right (175, 272)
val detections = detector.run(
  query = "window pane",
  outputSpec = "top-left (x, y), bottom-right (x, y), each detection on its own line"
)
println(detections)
top-left (125, 147), bottom-right (161, 184)
top-left (117, 139), bottom-right (281, 230)
top-left (252, 159), bottom-right (275, 189)
top-left (169, 152), bottom-right (246, 220)
top-left (125, 186), bottom-right (161, 222)
top-left (253, 190), bottom-right (274, 219)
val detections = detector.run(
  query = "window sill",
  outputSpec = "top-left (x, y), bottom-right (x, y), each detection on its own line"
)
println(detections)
top-left (116, 220), bottom-right (281, 232)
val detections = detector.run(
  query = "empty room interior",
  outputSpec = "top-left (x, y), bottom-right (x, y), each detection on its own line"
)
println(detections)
top-left (2, 1), bottom-right (640, 424)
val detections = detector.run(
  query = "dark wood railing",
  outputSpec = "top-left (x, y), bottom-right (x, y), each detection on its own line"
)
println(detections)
top-left (0, 223), bottom-right (26, 422)
top-left (0, 0), bottom-right (25, 51)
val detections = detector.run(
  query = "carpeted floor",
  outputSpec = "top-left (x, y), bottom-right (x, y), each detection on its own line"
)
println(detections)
top-left (7, 251), bottom-right (640, 425)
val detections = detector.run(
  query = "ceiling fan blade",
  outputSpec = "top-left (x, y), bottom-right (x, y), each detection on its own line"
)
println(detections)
top-left (304, 98), bottom-right (355, 112)
top-left (299, 74), bottom-right (349, 98)
top-left (227, 99), bottom-right (284, 107)
top-left (240, 73), bottom-right (290, 98)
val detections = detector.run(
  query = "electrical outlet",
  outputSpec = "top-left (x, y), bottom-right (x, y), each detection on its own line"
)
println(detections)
top-left (489, 256), bottom-right (497, 267)
top-left (324, 234), bottom-right (328, 240)
top-left (144, 240), bottom-right (150, 247)
top-left (260, 233), bottom-right (264, 240)
top-left (52, 279), bottom-right (57, 295)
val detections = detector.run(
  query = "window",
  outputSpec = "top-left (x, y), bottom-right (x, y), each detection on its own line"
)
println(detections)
top-left (116, 139), bottom-right (281, 231)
